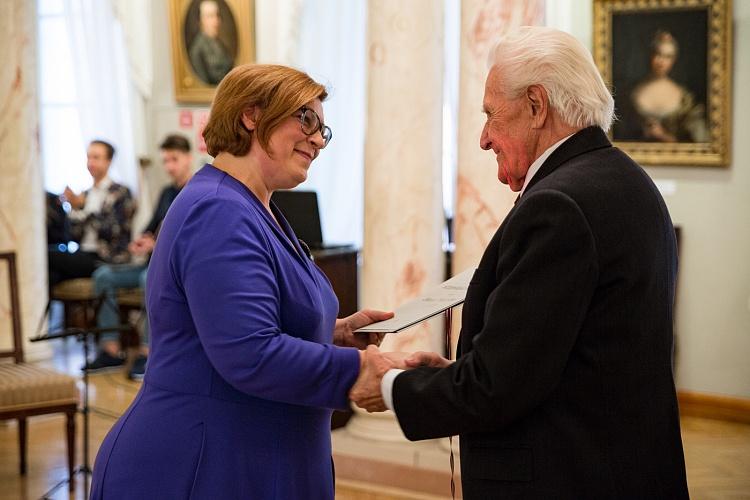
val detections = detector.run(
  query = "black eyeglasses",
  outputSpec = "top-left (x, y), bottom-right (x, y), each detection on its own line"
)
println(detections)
top-left (296, 107), bottom-right (332, 147)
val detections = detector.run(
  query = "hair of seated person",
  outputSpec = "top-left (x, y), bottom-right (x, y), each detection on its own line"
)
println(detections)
top-left (90, 139), bottom-right (116, 160)
top-left (159, 134), bottom-right (191, 153)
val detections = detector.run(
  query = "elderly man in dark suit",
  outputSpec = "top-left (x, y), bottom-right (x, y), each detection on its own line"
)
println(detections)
top-left (351, 26), bottom-right (689, 499)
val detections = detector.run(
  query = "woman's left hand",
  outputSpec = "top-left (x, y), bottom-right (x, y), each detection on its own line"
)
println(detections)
top-left (333, 309), bottom-right (394, 349)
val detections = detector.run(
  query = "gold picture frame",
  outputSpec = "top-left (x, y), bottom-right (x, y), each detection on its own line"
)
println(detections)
top-left (169, 0), bottom-right (256, 104)
top-left (593, 0), bottom-right (732, 166)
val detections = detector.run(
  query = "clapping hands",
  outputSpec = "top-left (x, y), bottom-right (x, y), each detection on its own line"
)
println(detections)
top-left (128, 233), bottom-right (156, 257)
top-left (63, 186), bottom-right (85, 210)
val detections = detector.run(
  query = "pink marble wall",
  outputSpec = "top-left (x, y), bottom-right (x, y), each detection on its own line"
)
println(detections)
top-left (454, 0), bottom-right (545, 270)
top-left (451, 0), bottom-right (544, 351)
top-left (362, 0), bottom-right (446, 356)
top-left (344, 0), bottom-right (446, 442)
top-left (453, 0), bottom-right (546, 261)
top-left (0, 0), bottom-right (48, 359)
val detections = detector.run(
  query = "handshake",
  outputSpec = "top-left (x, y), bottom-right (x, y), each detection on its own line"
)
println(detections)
top-left (337, 308), bottom-right (452, 413)
top-left (348, 345), bottom-right (452, 413)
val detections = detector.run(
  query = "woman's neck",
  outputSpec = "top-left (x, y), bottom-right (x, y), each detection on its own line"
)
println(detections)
top-left (212, 152), bottom-right (272, 208)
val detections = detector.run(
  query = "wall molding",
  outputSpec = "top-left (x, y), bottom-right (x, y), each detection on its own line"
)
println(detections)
top-left (678, 390), bottom-right (750, 424)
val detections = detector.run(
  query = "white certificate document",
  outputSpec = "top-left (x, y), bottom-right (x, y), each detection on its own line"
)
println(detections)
top-left (355, 267), bottom-right (475, 334)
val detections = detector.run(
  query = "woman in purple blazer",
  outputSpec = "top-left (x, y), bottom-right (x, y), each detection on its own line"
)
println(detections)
top-left (90, 64), bottom-right (390, 499)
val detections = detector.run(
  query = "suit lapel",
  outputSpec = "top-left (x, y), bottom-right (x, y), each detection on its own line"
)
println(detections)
top-left (457, 128), bottom-right (612, 356)
top-left (524, 126), bottom-right (612, 194)
top-left (457, 127), bottom-right (612, 357)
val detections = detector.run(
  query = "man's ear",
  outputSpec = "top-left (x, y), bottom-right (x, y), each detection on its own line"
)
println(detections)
top-left (241, 106), bottom-right (258, 131)
top-left (527, 85), bottom-right (549, 128)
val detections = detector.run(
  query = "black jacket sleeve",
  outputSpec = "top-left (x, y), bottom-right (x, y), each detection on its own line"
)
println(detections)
top-left (392, 189), bottom-right (599, 441)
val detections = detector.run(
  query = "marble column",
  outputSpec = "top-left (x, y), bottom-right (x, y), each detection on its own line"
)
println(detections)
top-left (341, 0), bottom-right (445, 442)
top-left (331, 2), bottom-right (452, 493)
top-left (451, 0), bottom-right (545, 353)
top-left (0, 0), bottom-right (49, 360)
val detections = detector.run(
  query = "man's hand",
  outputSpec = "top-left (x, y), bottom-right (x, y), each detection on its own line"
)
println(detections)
top-left (333, 309), bottom-right (393, 349)
top-left (404, 351), bottom-right (453, 368)
top-left (382, 351), bottom-right (411, 369)
top-left (128, 233), bottom-right (156, 257)
top-left (349, 345), bottom-right (394, 412)
top-left (63, 186), bottom-right (85, 210)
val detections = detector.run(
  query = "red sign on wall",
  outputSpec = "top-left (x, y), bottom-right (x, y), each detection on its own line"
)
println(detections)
top-left (179, 110), bottom-right (193, 129)
top-left (196, 110), bottom-right (209, 154)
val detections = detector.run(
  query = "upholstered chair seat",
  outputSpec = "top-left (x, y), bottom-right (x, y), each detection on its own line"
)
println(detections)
top-left (0, 252), bottom-right (78, 491)
top-left (0, 363), bottom-right (78, 411)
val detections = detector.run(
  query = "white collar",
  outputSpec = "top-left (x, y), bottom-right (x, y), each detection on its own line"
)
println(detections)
top-left (519, 134), bottom-right (573, 197)
top-left (92, 176), bottom-right (112, 191)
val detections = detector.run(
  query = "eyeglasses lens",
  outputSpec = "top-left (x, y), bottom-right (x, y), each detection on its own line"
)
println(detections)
top-left (321, 127), bottom-right (332, 145)
top-left (301, 110), bottom-right (318, 135)
top-left (298, 108), bottom-right (331, 146)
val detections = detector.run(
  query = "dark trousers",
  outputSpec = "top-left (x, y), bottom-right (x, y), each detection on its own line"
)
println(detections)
top-left (48, 250), bottom-right (99, 292)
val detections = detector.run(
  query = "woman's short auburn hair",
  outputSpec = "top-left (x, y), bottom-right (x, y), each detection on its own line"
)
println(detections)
top-left (203, 64), bottom-right (328, 157)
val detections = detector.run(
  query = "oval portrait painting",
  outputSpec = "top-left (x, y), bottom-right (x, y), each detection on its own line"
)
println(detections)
top-left (183, 0), bottom-right (239, 86)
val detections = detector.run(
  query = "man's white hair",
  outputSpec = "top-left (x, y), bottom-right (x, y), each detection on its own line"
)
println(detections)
top-left (487, 26), bottom-right (614, 131)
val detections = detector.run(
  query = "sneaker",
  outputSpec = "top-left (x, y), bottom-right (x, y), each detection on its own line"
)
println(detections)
top-left (128, 354), bottom-right (148, 381)
top-left (83, 351), bottom-right (124, 372)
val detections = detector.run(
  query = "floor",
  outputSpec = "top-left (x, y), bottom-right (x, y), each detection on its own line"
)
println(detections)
top-left (1, 339), bottom-right (748, 500)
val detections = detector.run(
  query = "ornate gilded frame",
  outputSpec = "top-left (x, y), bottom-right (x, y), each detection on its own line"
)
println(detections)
top-left (169, 0), bottom-right (256, 103)
top-left (593, 0), bottom-right (732, 166)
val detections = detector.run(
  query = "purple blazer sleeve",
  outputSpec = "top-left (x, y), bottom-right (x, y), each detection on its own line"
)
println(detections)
top-left (171, 196), bottom-right (360, 410)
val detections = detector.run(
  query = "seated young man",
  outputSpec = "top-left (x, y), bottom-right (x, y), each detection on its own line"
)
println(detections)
top-left (86, 134), bottom-right (193, 379)
top-left (48, 140), bottom-right (134, 290)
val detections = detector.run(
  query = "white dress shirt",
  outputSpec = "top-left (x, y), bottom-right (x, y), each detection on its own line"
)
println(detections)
top-left (380, 133), bottom-right (574, 411)
top-left (69, 177), bottom-right (112, 252)
top-left (518, 133), bottom-right (573, 197)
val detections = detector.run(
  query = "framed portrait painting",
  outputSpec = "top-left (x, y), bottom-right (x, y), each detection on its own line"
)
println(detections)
top-left (593, 0), bottom-right (732, 166)
top-left (169, 0), bottom-right (256, 103)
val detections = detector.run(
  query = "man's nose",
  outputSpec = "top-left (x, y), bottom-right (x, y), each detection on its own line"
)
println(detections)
top-left (480, 126), bottom-right (491, 150)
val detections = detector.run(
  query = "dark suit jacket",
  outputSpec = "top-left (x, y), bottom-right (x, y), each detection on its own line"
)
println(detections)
top-left (392, 127), bottom-right (688, 499)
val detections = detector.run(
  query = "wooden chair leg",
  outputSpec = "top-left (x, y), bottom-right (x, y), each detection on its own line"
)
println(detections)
top-left (18, 417), bottom-right (27, 475)
top-left (119, 304), bottom-right (131, 351)
top-left (66, 410), bottom-right (76, 491)
top-left (87, 298), bottom-right (97, 329)
top-left (63, 301), bottom-right (72, 329)
top-left (62, 300), bottom-right (71, 328)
